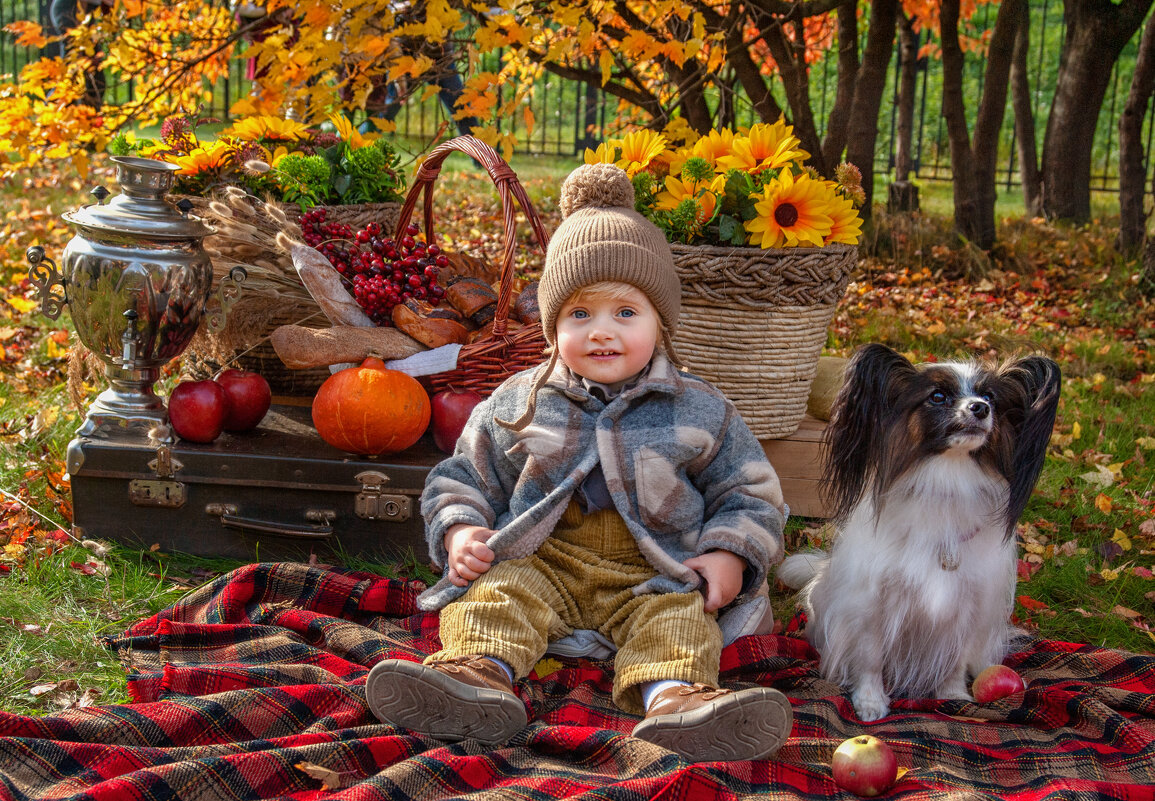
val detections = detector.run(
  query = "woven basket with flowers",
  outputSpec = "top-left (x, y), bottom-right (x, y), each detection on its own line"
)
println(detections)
top-left (583, 121), bottom-right (864, 438)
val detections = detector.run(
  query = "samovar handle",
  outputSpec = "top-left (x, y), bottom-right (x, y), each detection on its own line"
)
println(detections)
top-left (24, 246), bottom-right (66, 321)
top-left (204, 265), bottom-right (248, 333)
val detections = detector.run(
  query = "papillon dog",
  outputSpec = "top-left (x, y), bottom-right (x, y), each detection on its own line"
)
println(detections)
top-left (778, 343), bottom-right (1061, 722)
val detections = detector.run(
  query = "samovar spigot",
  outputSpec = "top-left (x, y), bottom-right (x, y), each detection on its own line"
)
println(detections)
top-left (116, 309), bottom-right (140, 368)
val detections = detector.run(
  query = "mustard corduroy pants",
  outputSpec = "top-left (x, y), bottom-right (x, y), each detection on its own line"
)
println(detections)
top-left (430, 501), bottom-right (722, 714)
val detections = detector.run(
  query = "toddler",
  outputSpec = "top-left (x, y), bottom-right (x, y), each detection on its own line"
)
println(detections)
top-left (367, 163), bottom-right (792, 762)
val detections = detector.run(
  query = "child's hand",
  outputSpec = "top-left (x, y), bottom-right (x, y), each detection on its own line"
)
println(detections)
top-left (445, 524), bottom-right (496, 587)
top-left (683, 550), bottom-right (746, 612)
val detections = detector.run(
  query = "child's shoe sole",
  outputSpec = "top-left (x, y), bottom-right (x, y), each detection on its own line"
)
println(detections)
top-left (631, 686), bottom-right (793, 762)
top-left (365, 659), bottom-right (528, 746)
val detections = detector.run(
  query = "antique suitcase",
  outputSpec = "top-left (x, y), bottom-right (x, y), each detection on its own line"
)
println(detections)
top-left (65, 404), bottom-right (448, 563)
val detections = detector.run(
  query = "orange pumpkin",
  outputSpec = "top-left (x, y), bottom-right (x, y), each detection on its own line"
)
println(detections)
top-left (311, 357), bottom-right (431, 455)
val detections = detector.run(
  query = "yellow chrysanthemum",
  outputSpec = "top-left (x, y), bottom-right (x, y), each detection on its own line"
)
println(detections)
top-left (224, 115), bottom-right (310, 142)
top-left (583, 141), bottom-right (619, 165)
top-left (655, 176), bottom-right (718, 224)
top-left (744, 170), bottom-right (834, 248)
top-left (615, 130), bottom-right (666, 176)
top-left (717, 120), bottom-right (809, 175)
top-left (824, 188), bottom-right (864, 246)
top-left (172, 140), bottom-right (233, 176)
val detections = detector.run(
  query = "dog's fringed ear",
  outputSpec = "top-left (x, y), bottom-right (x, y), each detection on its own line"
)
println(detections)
top-left (822, 344), bottom-right (918, 524)
top-left (994, 355), bottom-right (1061, 535)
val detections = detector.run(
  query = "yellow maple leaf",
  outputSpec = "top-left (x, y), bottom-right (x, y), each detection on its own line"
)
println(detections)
top-left (1100, 567), bottom-right (1120, 581)
top-left (6, 296), bottom-right (37, 314)
top-left (44, 338), bottom-right (65, 359)
top-left (1072, 421), bottom-right (1082, 440)
top-left (1111, 529), bottom-right (1132, 551)
top-left (4, 21), bottom-right (48, 49)
top-left (1136, 437), bottom-right (1155, 450)
top-left (533, 658), bottom-right (563, 678)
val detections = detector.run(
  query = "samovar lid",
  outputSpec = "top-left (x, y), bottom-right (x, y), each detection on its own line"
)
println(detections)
top-left (62, 156), bottom-right (213, 240)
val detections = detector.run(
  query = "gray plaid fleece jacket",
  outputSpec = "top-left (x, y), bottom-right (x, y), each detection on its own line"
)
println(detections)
top-left (416, 352), bottom-right (787, 643)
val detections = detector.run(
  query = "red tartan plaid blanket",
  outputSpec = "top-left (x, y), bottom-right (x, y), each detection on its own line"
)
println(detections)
top-left (0, 562), bottom-right (1153, 800)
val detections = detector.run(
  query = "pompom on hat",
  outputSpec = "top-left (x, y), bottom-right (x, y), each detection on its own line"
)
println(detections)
top-left (499, 163), bottom-right (683, 429)
top-left (538, 163), bottom-right (682, 346)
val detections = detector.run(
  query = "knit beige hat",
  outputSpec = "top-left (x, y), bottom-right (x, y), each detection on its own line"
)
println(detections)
top-left (538, 163), bottom-right (681, 345)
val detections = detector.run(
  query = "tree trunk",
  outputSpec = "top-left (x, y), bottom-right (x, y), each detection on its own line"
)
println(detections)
top-left (820, 2), bottom-right (861, 169)
top-left (1010, 1), bottom-right (1042, 215)
top-left (764, 14), bottom-right (827, 175)
top-left (845, 0), bottom-right (898, 220)
top-left (894, 13), bottom-right (918, 182)
top-left (940, 0), bottom-right (981, 243)
top-left (971, 0), bottom-right (1021, 249)
top-left (1042, 0), bottom-right (1154, 222)
top-left (1118, 11), bottom-right (1155, 253)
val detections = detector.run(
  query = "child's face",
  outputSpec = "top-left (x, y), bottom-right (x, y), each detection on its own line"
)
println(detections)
top-left (556, 284), bottom-right (660, 388)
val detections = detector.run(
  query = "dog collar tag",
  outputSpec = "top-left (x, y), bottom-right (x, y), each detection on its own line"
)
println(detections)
top-left (939, 541), bottom-right (961, 571)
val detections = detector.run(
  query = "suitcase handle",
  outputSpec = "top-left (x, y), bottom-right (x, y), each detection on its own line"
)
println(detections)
top-left (206, 504), bottom-right (335, 540)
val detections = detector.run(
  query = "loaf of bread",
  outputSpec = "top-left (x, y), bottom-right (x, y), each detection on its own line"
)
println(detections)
top-left (446, 276), bottom-right (499, 323)
top-left (512, 281), bottom-right (541, 324)
top-left (391, 298), bottom-right (471, 348)
top-left (270, 324), bottom-right (427, 369)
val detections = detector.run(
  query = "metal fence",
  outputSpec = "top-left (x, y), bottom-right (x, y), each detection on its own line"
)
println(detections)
top-left (2, 0), bottom-right (1151, 195)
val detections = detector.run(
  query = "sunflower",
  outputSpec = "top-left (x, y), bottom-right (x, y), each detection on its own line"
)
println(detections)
top-left (824, 188), bottom-right (864, 246)
top-left (615, 130), bottom-right (666, 176)
top-left (744, 170), bottom-right (834, 248)
top-left (717, 120), bottom-right (808, 175)
top-left (172, 139), bottom-right (234, 176)
top-left (583, 141), bottom-right (618, 165)
top-left (655, 175), bottom-right (718, 224)
top-left (224, 115), bottom-right (310, 142)
top-left (690, 128), bottom-right (737, 170)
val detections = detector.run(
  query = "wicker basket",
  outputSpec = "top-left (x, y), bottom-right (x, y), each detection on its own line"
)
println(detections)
top-left (397, 135), bottom-right (550, 396)
top-left (671, 242), bottom-right (857, 439)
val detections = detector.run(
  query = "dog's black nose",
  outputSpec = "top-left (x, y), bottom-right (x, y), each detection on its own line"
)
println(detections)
top-left (969, 399), bottom-right (991, 419)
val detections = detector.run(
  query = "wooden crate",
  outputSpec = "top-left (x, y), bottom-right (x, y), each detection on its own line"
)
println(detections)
top-left (761, 415), bottom-right (829, 519)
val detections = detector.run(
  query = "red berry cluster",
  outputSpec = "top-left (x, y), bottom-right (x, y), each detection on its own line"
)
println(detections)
top-left (299, 211), bottom-right (448, 326)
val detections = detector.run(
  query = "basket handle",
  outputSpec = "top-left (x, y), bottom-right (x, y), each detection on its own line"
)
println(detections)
top-left (394, 136), bottom-right (550, 338)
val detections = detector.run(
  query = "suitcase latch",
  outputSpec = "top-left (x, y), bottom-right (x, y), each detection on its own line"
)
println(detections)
top-left (129, 479), bottom-right (187, 508)
top-left (354, 470), bottom-right (411, 522)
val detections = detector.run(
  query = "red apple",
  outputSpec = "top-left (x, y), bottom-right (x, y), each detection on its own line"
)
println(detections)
top-left (216, 368), bottom-right (271, 432)
top-left (430, 388), bottom-right (483, 453)
top-left (168, 380), bottom-right (228, 443)
top-left (831, 735), bottom-right (899, 797)
top-left (972, 664), bottom-right (1026, 703)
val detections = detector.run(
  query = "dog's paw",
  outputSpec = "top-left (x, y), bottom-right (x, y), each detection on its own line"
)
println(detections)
top-left (851, 689), bottom-right (891, 722)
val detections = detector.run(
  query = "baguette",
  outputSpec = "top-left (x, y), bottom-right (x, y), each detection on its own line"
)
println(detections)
top-left (270, 324), bottom-right (427, 369)
top-left (286, 241), bottom-right (373, 327)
